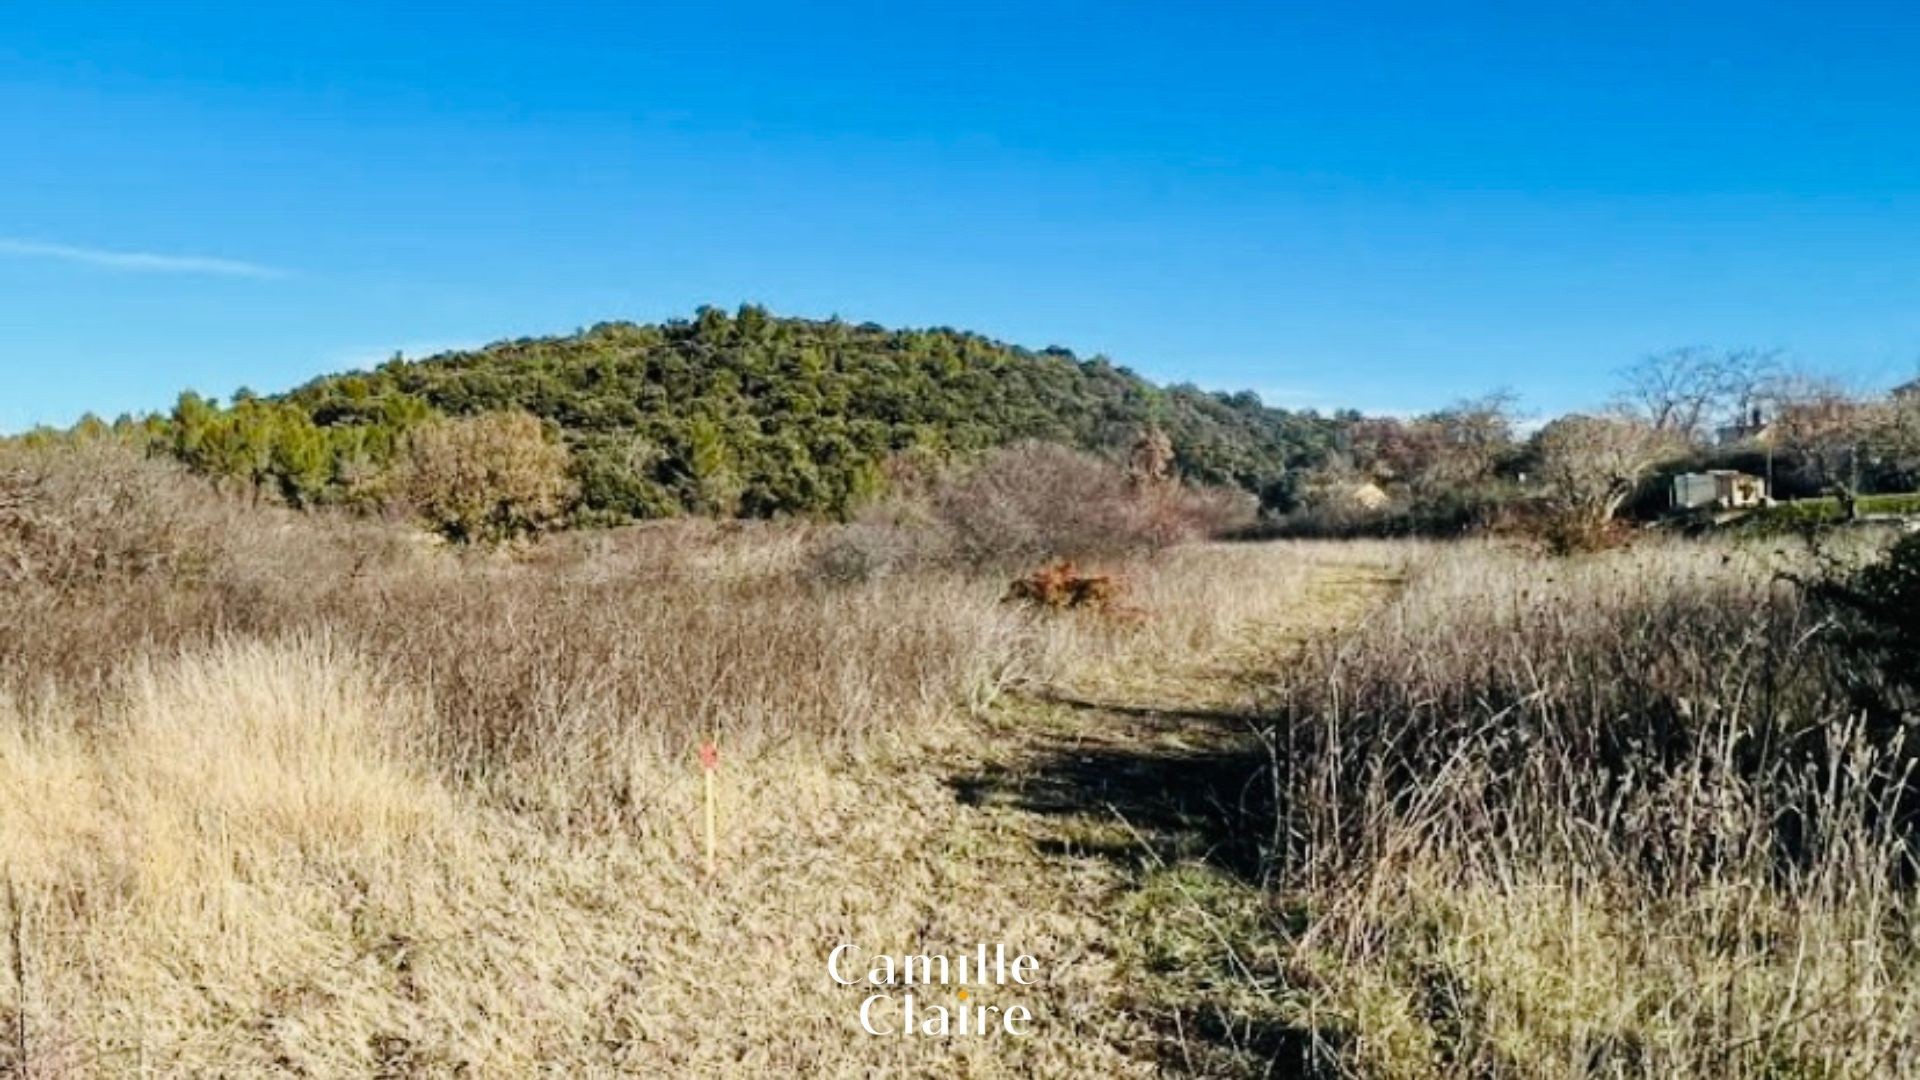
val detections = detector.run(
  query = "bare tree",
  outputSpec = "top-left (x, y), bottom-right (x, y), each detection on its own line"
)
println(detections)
top-left (1530, 413), bottom-right (1685, 526)
top-left (1617, 347), bottom-right (1783, 443)
top-left (1881, 390), bottom-right (1920, 483)
top-left (1420, 391), bottom-right (1519, 493)
top-left (1764, 376), bottom-right (1894, 521)
top-left (1722, 350), bottom-right (1786, 434)
top-left (1345, 391), bottom-right (1518, 499)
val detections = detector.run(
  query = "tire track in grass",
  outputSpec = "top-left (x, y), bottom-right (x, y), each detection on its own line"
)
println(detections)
top-left (948, 550), bottom-right (1405, 1076)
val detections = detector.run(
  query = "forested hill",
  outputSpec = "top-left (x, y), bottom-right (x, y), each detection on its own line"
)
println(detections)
top-left (260, 305), bottom-right (1347, 520)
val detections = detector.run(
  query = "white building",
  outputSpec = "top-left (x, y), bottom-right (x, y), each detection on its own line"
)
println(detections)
top-left (1671, 470), bottom-right (1767, 511)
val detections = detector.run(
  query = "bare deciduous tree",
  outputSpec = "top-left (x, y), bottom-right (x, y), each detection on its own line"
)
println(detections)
top-left (1345, 391), bottom-right (1518, 499)
top-left (1880, 390), bottom-right (1920, 483)
top-left (1764, 376), bottom-right (1891, 521)
top-left (1530, 413), bottom-right (1685, 525)
top-left (1420, 392), bottom-right (1519, 494)
top-left (1617, 347), bottom-right (1783, 443)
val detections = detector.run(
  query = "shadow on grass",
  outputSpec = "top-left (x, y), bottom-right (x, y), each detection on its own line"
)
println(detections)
top-left (952, 688), bottom-right (1277, 881)
top-left (948, 691), bottom-right (1341, 1077)
top-left (1174, 1011), bottom-right (1345, 1079)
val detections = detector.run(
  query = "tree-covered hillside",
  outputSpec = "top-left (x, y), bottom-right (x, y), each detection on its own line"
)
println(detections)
top-left (184, 305), bottom-right (1349, 521)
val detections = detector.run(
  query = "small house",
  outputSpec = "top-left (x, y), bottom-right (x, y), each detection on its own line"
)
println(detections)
top-left (1671, 470), bottom-right (1767, 511)
top-left (1715, 407), bottom-right (1772, 446)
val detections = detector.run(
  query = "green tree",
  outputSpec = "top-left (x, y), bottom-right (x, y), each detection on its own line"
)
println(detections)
top-left (681, 416), bottom-right (744, 516)
top-left (267, 409), bottom-right (332, 507)
top-left (145, 306), bottom-right (1352, 523)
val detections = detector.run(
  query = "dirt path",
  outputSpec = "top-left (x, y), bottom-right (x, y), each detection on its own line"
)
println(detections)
top-left (938, 553), bottom-right (1405, 1076)
top-left (633, 548), bottom-right (1404, 1078)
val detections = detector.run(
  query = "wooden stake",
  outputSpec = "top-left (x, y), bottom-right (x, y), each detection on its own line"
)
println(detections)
top-left (699, 741), bottom-right (719, 877)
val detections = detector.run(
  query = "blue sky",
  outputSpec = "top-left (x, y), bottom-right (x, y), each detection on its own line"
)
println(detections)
top-left (5, 1), bottom-right (1920, 431)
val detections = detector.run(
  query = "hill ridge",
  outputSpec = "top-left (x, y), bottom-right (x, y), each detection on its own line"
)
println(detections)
top-left (183, 304), bottom-right (1347, 521)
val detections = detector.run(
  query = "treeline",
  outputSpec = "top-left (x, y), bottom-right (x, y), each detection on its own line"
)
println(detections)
top-left (35, 305), bottom-right (1347, 526)
top-left (1285, 348), bottom-right (1920, 547)
top-left (20, 389), bottom-right (429, 512)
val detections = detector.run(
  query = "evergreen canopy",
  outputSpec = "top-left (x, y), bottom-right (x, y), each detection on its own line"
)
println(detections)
top-left (197, 305), bottom-right (1347, 520)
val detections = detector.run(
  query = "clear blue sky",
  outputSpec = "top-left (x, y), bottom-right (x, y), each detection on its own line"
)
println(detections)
top-left (6, 1), bottom-right (1920, 432)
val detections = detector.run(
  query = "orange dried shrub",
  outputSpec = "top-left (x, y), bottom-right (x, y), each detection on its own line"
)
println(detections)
top-left (1005, 559), bottom-right (1131, 615)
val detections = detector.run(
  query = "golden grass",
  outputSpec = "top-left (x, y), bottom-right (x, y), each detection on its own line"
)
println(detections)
top-left (0, 448), bottom-right (1340, 1074)
top-left (1285, 824), bottom-right (1920, 1078)
top-left (11, 444), bottom-right (1920, 1077)
top-left (1043, 540), bottom-right (1412, 706)
top-left (0, 636), bottom-right (1167, 1075)
top-left (1261, 536), bottom-right (1920, 1078)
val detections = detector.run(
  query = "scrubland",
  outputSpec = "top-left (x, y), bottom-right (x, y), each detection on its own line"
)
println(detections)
top-left (0, 441), bottom-right (1296, 1075)
top-left (1244, 537), bottom-right (1920, 1077)
top-left (3, 440), bottom-right (1918, 1077)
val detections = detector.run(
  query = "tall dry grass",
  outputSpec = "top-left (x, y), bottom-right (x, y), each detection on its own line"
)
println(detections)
top-left (0, 443), bottom-right (1061, 816)
top-left (16, 440), bottom-right (1920, 1076)
top-left (0, 636), bottom-right (1154, 1075)
top-left (1263, 537), bottom-right (1920, 1077)
top-left (0, 441), bottom-right (1179, 1075)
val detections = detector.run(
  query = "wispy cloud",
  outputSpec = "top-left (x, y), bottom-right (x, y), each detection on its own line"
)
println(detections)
top-left (0, 238), bottom-right (286, 279)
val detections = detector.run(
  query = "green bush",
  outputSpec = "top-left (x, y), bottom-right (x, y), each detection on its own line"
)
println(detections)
top-left (1813, 532), bottom-right (1920, 718)
top-left (1743, 493), bottom-right (1920, 535)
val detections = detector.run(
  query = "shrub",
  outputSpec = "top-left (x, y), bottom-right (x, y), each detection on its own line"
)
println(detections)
top-left (1005, 560), bottom-right (1125, 613)
top-left (1812, 531), bottom-right (1920, 718)
top-left (1869, 492), bottom-right (1920, 516)
top-left (1130, 476), bottom-right (1258, 547)
top-left (921, 442), bottom-right (1255, 569)
top-left (805, 520), bottom-right (937, 584)
top-left (925, 442), bottom-right (1142, 568)
top-left (0, 440), bottom-right (236, 591)
top-left (392, 411), bottom-right (576, 543)
top-left (805, 441), bottom-right (1253, 581)
top-left (1514, 506), bottom-right (1635, 555)
top-left (1252, 490), bottom-right (1508, 540)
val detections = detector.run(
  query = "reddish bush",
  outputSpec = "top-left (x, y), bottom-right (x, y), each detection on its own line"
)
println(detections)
top-left (1005, 560), bottom-right (1125, 613)
top-left (808, 440), bottom-right (1256, 583)
top-left (930, 441), bottom-right (1254, 569)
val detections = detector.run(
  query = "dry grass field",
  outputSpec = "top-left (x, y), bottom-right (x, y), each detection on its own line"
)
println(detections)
top-left (1258, 539), bottom-right (1920, 1078)
top-left (4, 441), bottom-right (1919, 1077)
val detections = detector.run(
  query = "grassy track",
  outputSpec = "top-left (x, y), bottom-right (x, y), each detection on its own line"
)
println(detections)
top-left (939, 548), bottom-right (1405, 1075)
top-left (0, 482), bottom-right (1405, 1075)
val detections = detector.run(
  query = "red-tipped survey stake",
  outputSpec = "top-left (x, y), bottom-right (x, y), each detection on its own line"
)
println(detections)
top-left (700, 740), bottom-right (719, 877)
